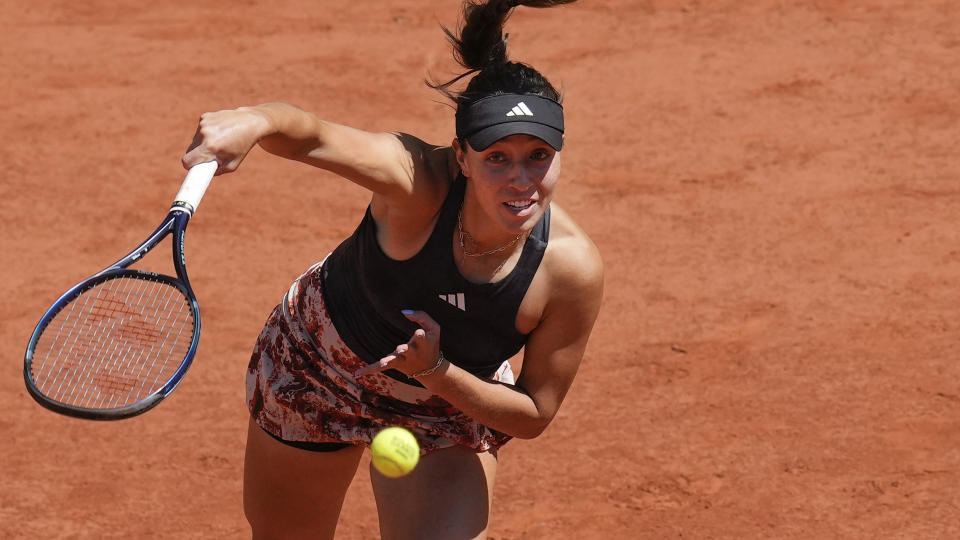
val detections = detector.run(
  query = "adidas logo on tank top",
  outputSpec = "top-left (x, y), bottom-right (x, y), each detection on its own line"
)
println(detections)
top-left (438, 292), bottom-right (466, 311)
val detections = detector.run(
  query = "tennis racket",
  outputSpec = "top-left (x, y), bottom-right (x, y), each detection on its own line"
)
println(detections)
top-left (23, 161), bottom-right (218, 420)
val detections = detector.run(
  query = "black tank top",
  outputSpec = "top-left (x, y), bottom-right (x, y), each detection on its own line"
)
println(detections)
top-left (320, 175), bottom-right (550, 380)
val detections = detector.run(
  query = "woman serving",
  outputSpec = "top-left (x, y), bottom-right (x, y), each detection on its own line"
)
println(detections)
top-left (182, 1), bottom-right (603, 538)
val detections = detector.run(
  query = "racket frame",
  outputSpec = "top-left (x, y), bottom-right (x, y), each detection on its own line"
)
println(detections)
top-left (23, 162), bottom-right (215, 420)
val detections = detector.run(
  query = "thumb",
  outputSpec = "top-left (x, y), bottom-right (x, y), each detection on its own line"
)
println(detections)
top-left (401, 309), bottom-right (439, 334)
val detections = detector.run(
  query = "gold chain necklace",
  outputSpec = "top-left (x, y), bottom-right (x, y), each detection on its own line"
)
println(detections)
top-left (457, 209), bottom-right (525, 260)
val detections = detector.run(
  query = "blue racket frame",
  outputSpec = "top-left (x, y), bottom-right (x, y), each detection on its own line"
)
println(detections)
top-left (24, 210), bottom-right (201, 420)
top-left (23, 157), bottom-right (217, 421)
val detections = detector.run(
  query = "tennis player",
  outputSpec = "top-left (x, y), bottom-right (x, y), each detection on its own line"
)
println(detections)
top-left (182, 1), bottom-right (601, 538)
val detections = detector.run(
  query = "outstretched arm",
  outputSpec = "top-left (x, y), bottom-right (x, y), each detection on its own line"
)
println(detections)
top-left (181, 102), bottom-right (440, 201)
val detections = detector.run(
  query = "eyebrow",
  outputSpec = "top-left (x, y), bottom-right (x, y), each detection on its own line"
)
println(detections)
top-left (486, 136), bottom-right (552, 149)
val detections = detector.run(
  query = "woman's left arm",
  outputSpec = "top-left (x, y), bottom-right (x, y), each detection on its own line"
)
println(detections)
top-left (379, 238), bottom-right (604, 439)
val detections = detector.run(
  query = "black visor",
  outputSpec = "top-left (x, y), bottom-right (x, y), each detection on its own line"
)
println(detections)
top-left (455, 94), bottom-right (564, 151)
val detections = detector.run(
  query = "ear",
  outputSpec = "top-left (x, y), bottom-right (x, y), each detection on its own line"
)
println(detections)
top-left (451, 138), bottom-right (470, 177)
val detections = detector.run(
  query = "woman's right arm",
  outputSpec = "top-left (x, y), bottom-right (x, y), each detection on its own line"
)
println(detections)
top-left (182, 102), bottom-right (432, 200)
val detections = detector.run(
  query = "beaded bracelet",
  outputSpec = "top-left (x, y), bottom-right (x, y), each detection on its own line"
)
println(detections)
top-left (410, 350), bottom-right (446, 379)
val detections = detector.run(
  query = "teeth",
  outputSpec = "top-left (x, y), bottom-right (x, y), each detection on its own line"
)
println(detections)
top-left (506, 200), bottom-right (533, 208)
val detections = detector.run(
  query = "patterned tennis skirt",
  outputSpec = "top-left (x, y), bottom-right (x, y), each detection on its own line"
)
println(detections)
top-left (246, 260), bottom-right (514, 454)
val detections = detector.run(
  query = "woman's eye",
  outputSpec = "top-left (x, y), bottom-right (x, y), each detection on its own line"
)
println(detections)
top-left (530, 149), bottom-right (551, 161)
top-left (486, 152), bottom-right (507, 162)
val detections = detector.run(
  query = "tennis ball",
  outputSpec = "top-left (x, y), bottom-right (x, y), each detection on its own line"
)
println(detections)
top-left (371, 426), bottom-right (420, 478)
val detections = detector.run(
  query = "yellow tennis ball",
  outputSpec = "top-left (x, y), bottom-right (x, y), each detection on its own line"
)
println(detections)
top-left (371, 427), bottom-right (420, 478)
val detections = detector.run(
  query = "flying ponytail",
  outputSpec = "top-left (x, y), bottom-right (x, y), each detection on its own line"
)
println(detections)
top-left (430, 0), bottom-right (577, 104)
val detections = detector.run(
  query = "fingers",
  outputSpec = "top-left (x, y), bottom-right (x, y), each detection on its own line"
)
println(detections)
top-left (182, 115), bottom-right (220, 171)
top-left (401, 309), bottom-right (440, 335)
top-left (354, 310), bottom-right (440, 379)
top-left (181, 109), bottom-right (260, 173)
top-left (353, 343), bottom-right (408, 378)
top-left (181, 143), bottom-right (219, 173)
top-left (401, 311), bottom-right (440, 357)
top-left (353, 355), bottom-right (395, 378)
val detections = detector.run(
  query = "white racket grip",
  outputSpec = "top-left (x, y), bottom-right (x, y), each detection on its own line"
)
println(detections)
top-left (172, 161), bottom-right (218, 214)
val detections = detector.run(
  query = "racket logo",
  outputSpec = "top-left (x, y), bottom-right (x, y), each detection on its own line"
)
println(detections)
top-left (170, 201), bottom-right (196, 215)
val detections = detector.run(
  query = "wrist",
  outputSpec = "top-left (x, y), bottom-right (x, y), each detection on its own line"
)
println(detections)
top-left (410, 350), bottom-right (447, 379)
top-left (240, 104), bottom-right (279, 139)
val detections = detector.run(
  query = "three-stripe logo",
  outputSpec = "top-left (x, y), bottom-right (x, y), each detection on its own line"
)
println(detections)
top-left (505, 102), bottom-right (534, 117)
top-left (439, 292), bottom-right (466, 311)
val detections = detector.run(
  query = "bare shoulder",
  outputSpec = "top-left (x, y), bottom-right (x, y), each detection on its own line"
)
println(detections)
top-left (518, 202), bottom-right (604, 335)
top-left (364, 136), bottom-right (458, 259)
top-left (389, 133), bottom-right (457, 198)
top-left (517, 203), bottom-right (603, 334)
top-left (543, 203), bottom-right (604, 300)
top-left (372, 135), bottom-right (455, 214)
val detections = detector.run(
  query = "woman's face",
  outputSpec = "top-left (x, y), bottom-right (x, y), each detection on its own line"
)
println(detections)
top-left (455, 134), bottom-right (562, 235)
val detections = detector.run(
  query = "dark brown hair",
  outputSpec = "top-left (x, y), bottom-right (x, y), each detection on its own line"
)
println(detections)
top-left (430, 0), bottom-right (577, 110)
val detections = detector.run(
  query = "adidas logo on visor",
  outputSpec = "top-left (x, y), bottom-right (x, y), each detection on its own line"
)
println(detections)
top-left (505, 102), bottom-right (534, 117)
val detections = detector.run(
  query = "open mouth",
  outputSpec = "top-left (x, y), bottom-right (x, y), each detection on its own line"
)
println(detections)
top-left (504, 200), bottom-right (535, 210)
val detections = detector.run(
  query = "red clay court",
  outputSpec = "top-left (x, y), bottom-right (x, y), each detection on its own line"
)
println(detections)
top-left (2, 1), bottom-right (959, 538)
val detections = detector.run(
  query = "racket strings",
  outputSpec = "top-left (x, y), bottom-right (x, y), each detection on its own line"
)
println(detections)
top-left (30, 275), bottom-right (196, 409)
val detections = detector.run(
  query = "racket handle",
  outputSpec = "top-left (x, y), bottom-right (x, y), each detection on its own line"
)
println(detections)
top-left (172, 161), bottom-right (218, 215)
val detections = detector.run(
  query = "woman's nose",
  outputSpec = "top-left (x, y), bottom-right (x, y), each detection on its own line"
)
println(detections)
top-left (508, 161), bottom-right (535, 188)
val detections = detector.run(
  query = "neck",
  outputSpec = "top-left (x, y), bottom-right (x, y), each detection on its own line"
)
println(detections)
top-left (457, 207), bottom-right (526, 261)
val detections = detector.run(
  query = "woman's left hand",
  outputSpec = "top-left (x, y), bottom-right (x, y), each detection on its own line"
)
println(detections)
top-left (353, 310), bottom-right (442, 378)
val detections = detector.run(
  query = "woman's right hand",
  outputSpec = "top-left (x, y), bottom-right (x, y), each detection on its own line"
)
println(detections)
top-left (182, 106), bottom-right (271, 174)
